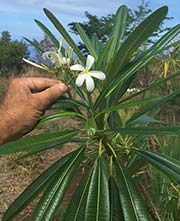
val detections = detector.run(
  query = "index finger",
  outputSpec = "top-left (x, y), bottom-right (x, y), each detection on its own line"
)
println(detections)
top-left (21, 77), bottom-right (61, 92)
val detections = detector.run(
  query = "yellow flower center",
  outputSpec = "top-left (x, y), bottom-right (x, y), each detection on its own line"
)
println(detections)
top-left (83, 69), bottom-right (89, 75)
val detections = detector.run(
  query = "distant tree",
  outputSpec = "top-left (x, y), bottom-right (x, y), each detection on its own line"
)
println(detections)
top-left (0, 31), bottom-right (29, 75)
top-left (31, 35), bottom-right (54, 63)
top-left (68, 0), bottom-right (173, 52)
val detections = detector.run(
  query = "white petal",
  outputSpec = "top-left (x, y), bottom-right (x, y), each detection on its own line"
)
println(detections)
top-left (23, 58), bottom-right (48, 70)
top-left (75, 74), bottom-right (86, 87)
top-left (62, 57), bottom-right (67, 64)
top-left (42, 51), bottom-right (58, 64)
top-left (59, 38), bottom-right (65, 50)
top-left (70, 64), bottom-right (84, 71)
top-left (89, 71), bottom-right (106, 80)
top-left (86, 55), bottom-right (95, 70)
top-left (85, 75), bottom-right (95, 92)
top-left (65, 47), bottom-right (73, 57)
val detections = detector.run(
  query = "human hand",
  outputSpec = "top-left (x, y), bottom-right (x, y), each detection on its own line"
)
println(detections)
top-left (0, 77), bottom-right (68, 145)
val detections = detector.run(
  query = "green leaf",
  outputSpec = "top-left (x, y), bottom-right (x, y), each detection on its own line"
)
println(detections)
top-left (109, 176), bottom-right (124, 221)
top-left (115, 159), bottom-right (151, 221)
top-left (110, 75), bottom-right (135, 105)
top-left (34, 19), bottom-right (59, 48)
top-left (91, 35), bottom-right (104, 56)
top-left (96, 38), bottom-right (113, 69)
top-left (76, 23), bottom-right (98, 60)
top-left (32, 146), bottom-right (85, 221)
top-left (94, 24), bottom-right (180, 110)
top-left (43, 8), bottom-right (85, 64)
top-left (128, 115), bottom-right (162, 125)
top-left (24, 37), bottom-right (44, 53)
top-left (133, 149), bottom-right (180, 184)
top-left (96, 96), bottom-right (156, 116)
top-left (127, 88), bottom-right (180, 124)
top-left (0, 130), bottom-right (79, 155)
top-left (120, 71), bottom-right (180, 103)
top-left (126, 142), bottom-right (148, 173)
top-left (85, 157), bottom-right (110, 221)
top-left (105, 126), bottom-right (180, 136)
top-left (108, 6), bottom-right (168, 75)
top-left (49, 96), bottom-right (88, 110)
top-left (108, 111), bottom-right (123, 129)
top-left (64, 170), bottom-right (92, 221)
top-left (37, 111), bottom-right (85, 126)
top-left (2, 149), bottom-right (78, 221)
top-left (107, 5), bottom-right (128, 62)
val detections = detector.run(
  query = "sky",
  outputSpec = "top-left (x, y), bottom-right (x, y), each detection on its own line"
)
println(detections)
top-left (0, 0), bottom-right (179, 42)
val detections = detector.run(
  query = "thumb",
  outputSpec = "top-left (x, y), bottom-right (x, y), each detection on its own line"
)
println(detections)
top-left (35, 82), bottom-right (68, 109)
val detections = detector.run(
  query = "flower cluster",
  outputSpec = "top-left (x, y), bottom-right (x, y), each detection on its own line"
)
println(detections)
top-left (42, 39), bottom-right (73, 67)
top-left (23, 39), bottom-right (106, 92)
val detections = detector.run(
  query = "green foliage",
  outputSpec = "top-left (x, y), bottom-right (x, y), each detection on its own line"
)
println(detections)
top-left (68, 1), bottom-right (173, 53)
top-left (1, 5), bottom-right (180, 221)
top-left (0, 31), bottom-right (29, 75)
top-left (148, 136), bottom-right (180, 221)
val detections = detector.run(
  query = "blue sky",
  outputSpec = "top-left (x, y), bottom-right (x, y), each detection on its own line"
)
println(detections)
top-left (0, 0), bottom-right (179, 42)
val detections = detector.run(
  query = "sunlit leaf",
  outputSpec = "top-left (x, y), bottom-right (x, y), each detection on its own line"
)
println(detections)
top-left (32, 146), bottom-right (85, 220)
top-left (2, 148), bottom-right (80, 221)
top-left (0, 130), bottom-right (79, 155)
top-left (115, 159), bottom-right (151, 220)
top-left (133, 149), bottom-right (180, 184)
top-left (85, 157), bottom-right (110, 221)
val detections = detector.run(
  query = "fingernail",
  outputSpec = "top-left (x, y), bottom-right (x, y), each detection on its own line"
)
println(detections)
top-left (59, 83), bottom-right (68, 92)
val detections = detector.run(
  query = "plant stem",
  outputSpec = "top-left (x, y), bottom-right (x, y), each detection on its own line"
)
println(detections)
top-left (110, 156), bottom-right (113, 176)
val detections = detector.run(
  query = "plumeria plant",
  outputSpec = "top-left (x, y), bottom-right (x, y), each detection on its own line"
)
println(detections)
top-left (1, 5), bottom-right (180, 221)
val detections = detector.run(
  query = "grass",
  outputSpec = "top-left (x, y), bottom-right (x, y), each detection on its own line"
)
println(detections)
top-left (148, 136), bottom-right (180, 221)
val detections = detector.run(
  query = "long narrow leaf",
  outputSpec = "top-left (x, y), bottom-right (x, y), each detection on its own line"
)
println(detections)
top-left (38, 111), bottom-right (85, 126)
top-left (49, 96), bottom-right (88, 110)
top-left (32, 146), bottom-right (85, 220)
top-left (85, 157), bottom-right (110, 221)
top-left (133, 149), bottom-right (180, 184)
top-left (109, 176), bottom-right (124, 221)
top-left (64, 170), bottom-right (92, 221)
top-left (34, 19), bottom-right (59, 48)
top-left (108, 6), bottom-right (168, 75)
top-left (96, 38), bottom-right (113, 69)
top-left (96, 96), bottom-right (156, 117)
top-left (105, 127), bottom-right (180, 136)
top-left (107, 5), bottom-right (128, 62)
top-left (94, 24), bottom-right (180, 110)
top-left (24, 37), bottom-right (44, 53)
top-left (43, 8), bottom-right (85, 64)
top-left (2, 149), bottom-right (79, 221)
top-left (115, 159), bottom-right (151, 220)
top-left (120, 71), bottom-right (180, 103)
top-left (0, 130), bottom-right (79, 155)
top-left (91, 35), bottom-right (104, 56)
top-left (76, 23), bottom-right (98, 60)
top-left (127, 88), bottom-right (180, 124)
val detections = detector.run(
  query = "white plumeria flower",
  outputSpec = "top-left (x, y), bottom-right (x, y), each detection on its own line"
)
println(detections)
top-left (70, 55), bottom-right (106, 92)
top-left (42, 38), bottom-right (73, 67)
top-left (42, 50), bottom-right (59, 64)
